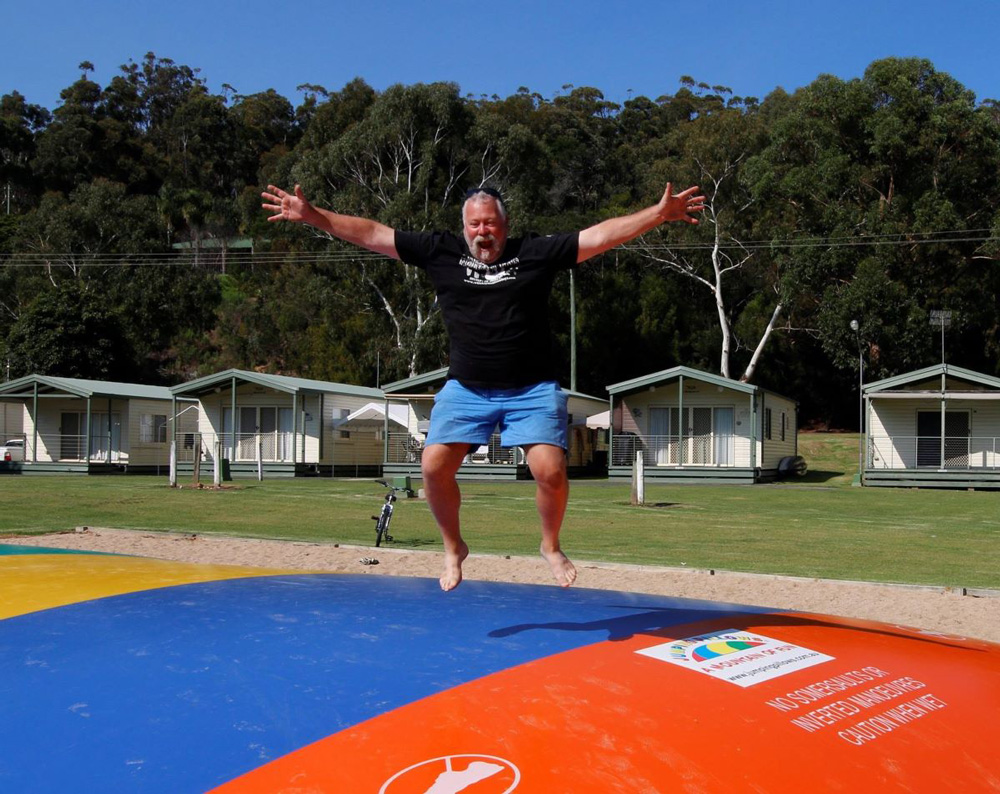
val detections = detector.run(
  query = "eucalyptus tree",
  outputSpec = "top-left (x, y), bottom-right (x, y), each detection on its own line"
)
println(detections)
top-left (291, 81), bottom-right (474, 379)
top-left (228, 88), bottom-right (297, 190)
top-left (4, 180), bottom-right (159, 379)
top-left (295, 78), bottom-right (376, 153)
top-left (5, 280), bottom-right (136, 380)
top-left (14, 179), bottom-right (163, 283)
top-left (631, 85), bottom-right (781, 382)
top-left (8, 177), bottom-right (220, 381)
top-left (0, 92), bottom-right (49, 214)
top-left (463, 88), bottom-right (552, 224)
top-left (748, 58), bottom-right (1000, 380)
top-left (31, 70), bottom-right (104, 192)
top-left (538, 86), bottom-right (621, 215)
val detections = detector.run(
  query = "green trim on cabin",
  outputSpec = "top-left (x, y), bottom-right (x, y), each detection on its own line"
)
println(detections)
top-left (607, 465), bottom-right (766, 484)
top-left (864, 468), bottom-right (1000, 490)
top-left (383, 462), bottom-right (531, 481)
top-left (865, 364), bottom-right (1000, 393)
top-left (381, 368), bottom-right (603, 403)
top-left (171, 237), bottom-right (255, 250)
top-left (607, 366), bottom-right (760, 396)
top-left (0, 375), bottom-right (182, 402)
top-left (170, 369), bottom-right (382, 399)
top-left (381, 368), bottom-right (450, 393)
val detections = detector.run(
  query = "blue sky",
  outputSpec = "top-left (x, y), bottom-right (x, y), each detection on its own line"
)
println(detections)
top-left (3, 0), bottom-right (997, 112)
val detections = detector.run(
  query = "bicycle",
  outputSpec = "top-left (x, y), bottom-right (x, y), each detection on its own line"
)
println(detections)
top-left (371, 479), bottom-right (414, 547)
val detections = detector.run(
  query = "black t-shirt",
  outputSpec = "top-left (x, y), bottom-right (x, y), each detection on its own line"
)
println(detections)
top-left (395, 229), bottom-right (579, 388)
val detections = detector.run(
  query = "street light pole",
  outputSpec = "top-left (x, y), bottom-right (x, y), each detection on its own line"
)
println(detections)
top-left (850, 319), bottom-right (863, 485)
top-left (569, 269), bottom-right (577, 392)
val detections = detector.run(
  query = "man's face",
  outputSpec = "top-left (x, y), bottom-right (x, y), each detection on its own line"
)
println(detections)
top-left (462, 197), bottom-right (508, 264)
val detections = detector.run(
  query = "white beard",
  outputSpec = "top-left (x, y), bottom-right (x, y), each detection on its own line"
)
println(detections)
top-left (468, 234), bottom-right (501, 263)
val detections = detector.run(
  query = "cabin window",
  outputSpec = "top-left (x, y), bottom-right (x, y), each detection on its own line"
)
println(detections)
top-left (140, 414), bottom-right (167, 443)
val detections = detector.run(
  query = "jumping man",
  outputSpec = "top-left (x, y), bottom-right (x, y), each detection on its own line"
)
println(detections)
top-left (262, 182), bottom-right (705, 591)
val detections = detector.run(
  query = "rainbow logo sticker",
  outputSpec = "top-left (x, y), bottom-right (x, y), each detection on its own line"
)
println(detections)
top-left (638, 629), bottom-right (835, 688)
top-left (689, 633), bottom-right (767, 661)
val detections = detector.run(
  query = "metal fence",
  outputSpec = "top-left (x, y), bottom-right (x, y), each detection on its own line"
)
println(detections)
top-left (16, 433), bottom-right (123, 463)
top-left (385, 432), bottom-right (525, 465)
top-left (869, 435), bottom-right (1000, 470)
top-left (387, 432), bottom-right (424, 463)
top-left (611, 434), bottom-right (740, 467)
top-left (187, 432), bottom-right (294, 463)
top-left (11, 432), bottom-right (296, 465)
top-left (167, 432), bottom-right (300, 464)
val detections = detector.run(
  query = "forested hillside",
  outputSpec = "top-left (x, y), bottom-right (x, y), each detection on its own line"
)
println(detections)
top-left (2, 54), bottom-right (998, 426)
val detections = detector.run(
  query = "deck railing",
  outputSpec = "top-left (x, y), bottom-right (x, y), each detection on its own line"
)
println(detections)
top-left (868, 435), bottom-right (1000, 470)
top-left (171, 432), bottom-right (297, 463)
top-left (386, 432), bottom-right (425, 464)
top-left (24, 434), bottom-right (122, 463)
top-left (385, 432), bottom-right (524, 465)
top-left (611, 434), bottom-right (740, 467)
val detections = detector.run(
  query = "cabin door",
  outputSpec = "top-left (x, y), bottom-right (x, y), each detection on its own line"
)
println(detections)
top-left (60, 412), bottom-right (82, 460)
top-left (917, 411), bottom-right (970, 468)
top-left (648, 407), bottom-right (677, 464)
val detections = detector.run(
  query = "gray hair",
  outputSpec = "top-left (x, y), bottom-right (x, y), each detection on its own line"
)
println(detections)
top-left (462, 188), bottom-right (508, 223)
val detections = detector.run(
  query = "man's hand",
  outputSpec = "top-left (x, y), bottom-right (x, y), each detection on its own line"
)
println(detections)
top-left (656, 183), bottom-right (706, 224)
top-left (261, 184), bottom-right (313, 224)
top-left (261, 183), bottom-right (399, 259)
top-left (577, 182), bottom-right (707, 262)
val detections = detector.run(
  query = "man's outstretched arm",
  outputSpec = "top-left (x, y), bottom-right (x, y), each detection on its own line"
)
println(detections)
top-left (262, 184), bottom-right (400, 260)
top-left (576, 183), bottom-right (705, 264)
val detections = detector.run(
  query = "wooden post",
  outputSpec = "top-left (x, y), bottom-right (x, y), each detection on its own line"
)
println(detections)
top-left (169, 440), bottom-right (177, 486)
top-left (213, 439), bottom-right (222, 486)
top-left (192, 438), bottom-right (201, 484)
top-left (631, 450), bottom-right (645, 505)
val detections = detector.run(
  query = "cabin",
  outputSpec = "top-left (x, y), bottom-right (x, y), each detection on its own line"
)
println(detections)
top-left (380, 368), bottom-right (607, 480)
top-left (606, 366), bottom-right (798, 484)
top-left (0, 374), bottom-right (197, 474)
top-left (863, 364), bottom-right (1000, 489)
top-left (169, 369), bottom-right (385, 478)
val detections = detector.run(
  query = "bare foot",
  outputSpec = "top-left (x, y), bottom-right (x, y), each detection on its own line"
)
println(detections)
top-left (440, 541), bottom-right (470, 592)
top-left (541, 544), bottom-right (577, 588)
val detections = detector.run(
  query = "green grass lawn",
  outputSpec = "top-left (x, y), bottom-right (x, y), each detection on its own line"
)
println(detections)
top-left (3, 433), bottom-right (998, 589)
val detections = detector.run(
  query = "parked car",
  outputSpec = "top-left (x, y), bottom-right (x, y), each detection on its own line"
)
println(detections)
top-left (2, 438), bottom-right (25, 462)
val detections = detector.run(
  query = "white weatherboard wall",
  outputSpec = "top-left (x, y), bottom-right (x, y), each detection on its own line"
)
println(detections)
top-left (198, 386), bottom-right (312, 462)
top-left (407, 400), bottom-right (433, 437)
top-left (129, 399), bottom-right (199, 466)
top-left (759, 392), bottom-right (797, 469)
top-left (323, 394), bottom-right (386, 466)
top-left (616, 381), bottom-right (796, 471)
top-left (623, 381), bottom-right (754, 467)
top-left (15, 396), bottom-right (185, 464)
top-left (869, 396), bottom-right (1000, 470)
top-left (195, 385), bottom-right (385, 466)
top-left (1, 403), bottom-right (24, 438)
top-left (30, 397), bottom-right (128, 462)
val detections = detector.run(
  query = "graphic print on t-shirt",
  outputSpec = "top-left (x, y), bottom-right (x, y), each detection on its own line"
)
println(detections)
top-left (461, 254), bottom-right (520, 286)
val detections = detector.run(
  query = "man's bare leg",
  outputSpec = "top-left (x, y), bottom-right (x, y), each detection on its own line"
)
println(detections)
top-left (421, 443), bottom-right (472, 591)
top-left (524, 444), bottom-right (577, 587)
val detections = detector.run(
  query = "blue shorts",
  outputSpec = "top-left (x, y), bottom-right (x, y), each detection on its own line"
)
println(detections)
top-left (426, 380), bottom-right (569, 450)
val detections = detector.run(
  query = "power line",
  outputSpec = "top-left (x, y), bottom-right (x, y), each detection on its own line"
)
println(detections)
top-left (0, 229), bottom-right (996, 267)
top-left (628, 228), bottom-right (998, 252)
top-left (0, 250), bottom-right (390, 267)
